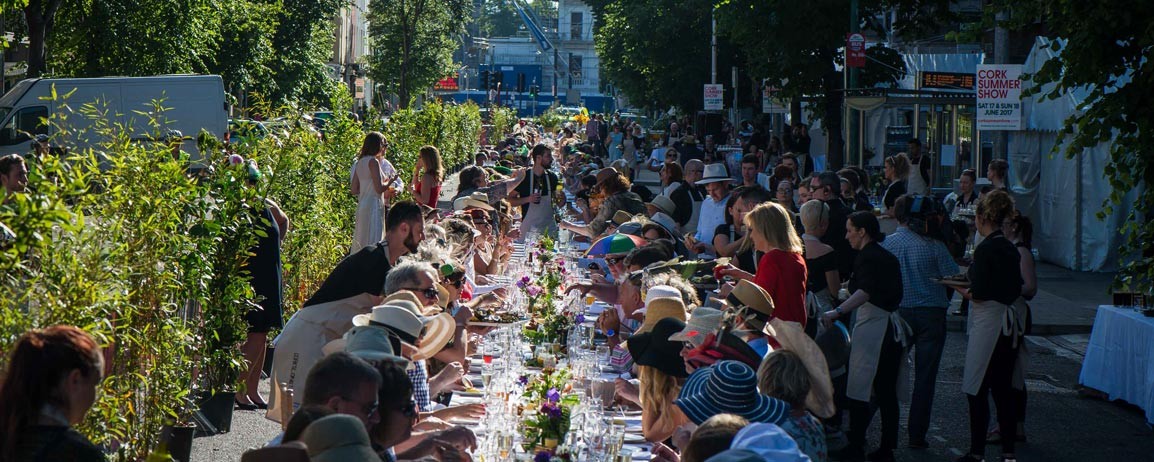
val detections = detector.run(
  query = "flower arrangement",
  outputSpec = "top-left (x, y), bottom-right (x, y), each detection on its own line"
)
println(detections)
top-left (520, 368), bottom-right (579, 449)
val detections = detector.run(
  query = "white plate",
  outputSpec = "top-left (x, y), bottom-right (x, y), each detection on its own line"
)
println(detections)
top-left (470, 321), bottom-right (524, 327)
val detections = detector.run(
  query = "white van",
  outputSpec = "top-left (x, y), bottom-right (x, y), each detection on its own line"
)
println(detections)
top-left (0, 75), bottom-right (227, 159)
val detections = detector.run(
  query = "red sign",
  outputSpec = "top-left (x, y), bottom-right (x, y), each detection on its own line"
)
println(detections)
top-left (434, 73), bottom-right (459, 91)
top-left (846, 33), bottom-right (866, 68)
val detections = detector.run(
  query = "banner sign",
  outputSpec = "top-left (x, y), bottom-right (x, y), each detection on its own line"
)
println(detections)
top-left (846, 33), bottom-right (866, 68)
top-left (433, 72), bottom-right (460, 91)
top-left (976, 64), bottom-right (1023, 131)
top-left (704, 84), bottom-right (724, 111)
top-left (920, 71), bottom-right (975, 90)
top-left (761, 84), bottom-right (787, 114)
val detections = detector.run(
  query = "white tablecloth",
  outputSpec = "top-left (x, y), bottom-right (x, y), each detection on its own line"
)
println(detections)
top-left (1079, 305), bottom-right (1154, 424)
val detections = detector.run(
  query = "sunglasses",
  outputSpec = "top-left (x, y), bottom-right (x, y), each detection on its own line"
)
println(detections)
top-left (403, 286), bottom-right (440, 300)
top-left (443, 276), bottom-right (465, 288)
top-left (401, 399), bottom-right (418, 418)
top-left (343, 395), bottom-right (379, 418)
top-left (605, 256), bottom-right (624, 266)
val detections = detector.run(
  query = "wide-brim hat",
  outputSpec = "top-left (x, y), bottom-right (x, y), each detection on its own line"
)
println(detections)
top-left (646, 195), bottom-right (677, 217)
top-left (435, 283), bottom-right (452, 310)
top-left (728, 280), bottom-right (775, 329)
top-left (627, 317), bottom-right (690, 378)
top-left (764, 318), bottom-right (837, 419)
top-left (341, 325), bottom-right (410, 367)
top-left (352, 303), bottom-right (424, 344)
top-left (301, 414), bottom-right (380, 462)
top-left (644, 285), bottom-right (682, 306)
top-left (382, 291), bottom-right (424, 310)
top-left (637, 297), bottom-right (688, 334)
top-left (413, 312), bottom-right (455, 361)
top-left (696, 163), bottom-right (736, 185)
top-left (669, 307), bottom-right (724, 346)
top-left (673, 360), bottom-right (790, 426)
top-left (453, 191), bottom-right (495, 211)
top-left (617, 221), bottom-right (645, 237)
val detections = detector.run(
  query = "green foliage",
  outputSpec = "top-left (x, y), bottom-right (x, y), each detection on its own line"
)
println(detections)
top-left (381, 100), bottom-right (481, 196)
top-left (0, 95), bottom-right (261, 459)
top-left (488, 105), bottom-right (518, 141)
top-left (860, 45), bottom-right (908, 89)
top-left (990, 0), bottom-right (1154, 292)
top-left (367, 0), bottom-right (469, 109)
top-left (534, 107), bottom-right (566, 133)
top-left (476, 0), bottom-right (522, 37)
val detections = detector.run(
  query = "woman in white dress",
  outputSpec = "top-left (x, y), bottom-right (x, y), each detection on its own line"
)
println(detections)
top-left (350, 132), bottom-right (397, 253)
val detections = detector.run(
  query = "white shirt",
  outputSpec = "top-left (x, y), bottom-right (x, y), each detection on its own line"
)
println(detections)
top-left (647, 147), bottom-right (669, 170)
top-left (694, 195), bottom-right (727, 244)
top-left (662, 181), bottom-right (681, 197)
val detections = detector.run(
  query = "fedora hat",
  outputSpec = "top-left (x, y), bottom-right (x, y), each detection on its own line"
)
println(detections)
top-left (626, 317), bottom-right (690, 378)
top-left (646, 195), bottom-right (677, 217)
top-left (341, 325), bottom-right (410, 367)
top-left (353, 303), bottom-right (424, 345)
top-left (637, 296), bottom-right (688, 335)
top-left (696, 163), bottom-right (736, 185)
top-left (669, 307), bottom-right (724, 346)
top-left (728, 280), bottom-right (775, 329)
top-left (453, 191), bottom-right (494, 212)
top-left (649, 212), bottom-right (680, 238)
top-left (608, 210), bottom-right (635, 228)
top-left (300, 414), bottom-right (381, 462)
top-left (674, 360), bottom-right (791, 425)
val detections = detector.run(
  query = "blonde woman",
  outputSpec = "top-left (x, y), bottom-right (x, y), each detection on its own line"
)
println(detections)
top-left (716, 202), bottom-right (809, 327)
top-left (412, 145), bottom-right (444, 208)
top-left (628, 316), bottom-right (692, 444)
top-left (800, 200), bottom-right (841, 320)
top-left (881, 153), bottom-right (911, 216)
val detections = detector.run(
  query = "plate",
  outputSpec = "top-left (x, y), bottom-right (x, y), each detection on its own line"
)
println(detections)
top-left (623, 433), bottom-right (646, 444)
top-left (470, 320), bottom-right (525, 327)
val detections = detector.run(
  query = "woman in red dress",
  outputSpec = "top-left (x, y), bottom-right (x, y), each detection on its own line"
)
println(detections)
top-left (412, 145), bottom-right (443, 208)
top-left (717, 201), bottom-right (809, 327)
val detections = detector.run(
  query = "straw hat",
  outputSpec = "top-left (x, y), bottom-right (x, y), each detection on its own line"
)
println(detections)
top-left (674, 360), bottom-right (790, 425)
top-left (452, 191), bottom-right (494, 211)
top-left (414, 312), bottom-right (455, 361)
top-left (435, 283), bottom-right (451, 310)
top-left (644, 285), bottom-right (682, 306)
top-left (669, 307), bottom-right (724, 346)
top-left (300, 414), bottom-right (380, 462)
top-left (696, 163), bottom-right (736, 185)
top-left (608, 210), bottom-right (635, 228)
top-left (351, 302), bottom-right (455, 361)
top-left (637, 296), bottom-right (688, 335)
top-left (646, 195), bottom-right (677, 217)
top-left (382, 291), bottom-right (423, 310)
top-left (728, 280), bottom-right (775, 330)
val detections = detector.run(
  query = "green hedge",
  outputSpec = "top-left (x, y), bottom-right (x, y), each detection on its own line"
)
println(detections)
top-left (0, 92), bottom-right (484, 458)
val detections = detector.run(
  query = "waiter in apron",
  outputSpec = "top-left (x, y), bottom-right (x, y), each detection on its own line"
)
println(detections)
top-left (512, 144), bottom-right (560, 238)
top-left (820, 211), bottom-right (909, 462)
top-left (954, 190), bottom-right (1025, 462)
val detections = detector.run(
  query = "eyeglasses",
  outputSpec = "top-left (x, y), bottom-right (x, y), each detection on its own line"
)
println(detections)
top-left (443, 276), bottom-right (465, 289)
top-left (605, 256), bottom-right (624, 266)
top-left (402, 286), bottom-right (440, 300)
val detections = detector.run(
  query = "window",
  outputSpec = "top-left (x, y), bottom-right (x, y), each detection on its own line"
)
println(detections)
top-left (570, 12), bottom-right (583, 40)
top-left (0, 106), bottom-right (48, 146)
top-left (569, 54), bottom-right (583, 79)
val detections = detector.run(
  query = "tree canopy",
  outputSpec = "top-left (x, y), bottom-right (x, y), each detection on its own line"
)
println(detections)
top-left (367, 0), bottom-right (469, 109)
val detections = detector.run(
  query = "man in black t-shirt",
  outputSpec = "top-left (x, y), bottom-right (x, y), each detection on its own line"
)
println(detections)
top-left (812, 172), bottom-right (855, 278)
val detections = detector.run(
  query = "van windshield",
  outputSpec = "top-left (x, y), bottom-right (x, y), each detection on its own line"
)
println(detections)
top-left (0, 107), bottom-right (10, 124)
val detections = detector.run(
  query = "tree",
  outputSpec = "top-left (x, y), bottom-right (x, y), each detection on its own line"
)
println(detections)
top-left (990, 0), bottom-right (1154, 293)
top-left (266, 0), bottom-right (348, 106)
top-left (589, 0), bottom-right (742, 112)
top-left (477, 0), bottom-right (521, 37)
top-left (23, 0), bottom-right (62, 77)
top-left (367, 0), bottom-right (468, 109)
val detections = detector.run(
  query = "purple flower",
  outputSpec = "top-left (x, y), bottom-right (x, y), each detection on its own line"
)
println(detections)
top-left (527, 285), bottom-right (543, 297)
top-left (518, 375), bottom-right (529, 385)
top-left (535, 450), bottom-right (553, 462)
top-left (539, 402), bottom-right (563, 419)
top-left (575, 314), bottom-right (585, 324)
top-left (559, 266), bottom-right (567, 274)
top-left (546, 387), bottom-right (560, 403)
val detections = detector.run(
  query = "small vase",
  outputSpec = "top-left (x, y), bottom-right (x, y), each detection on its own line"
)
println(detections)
top-left (543, 438), bottom-right (559, 449)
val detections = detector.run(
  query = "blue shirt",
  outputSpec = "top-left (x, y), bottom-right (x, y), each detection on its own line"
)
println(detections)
top-left (748, 337), bottom-right (770, 358)
top-left (880, 227), bottom-right (959, 309)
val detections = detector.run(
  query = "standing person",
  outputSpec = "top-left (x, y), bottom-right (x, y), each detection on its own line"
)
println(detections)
top-left (775, 180), bottom-right (798, 214)
top-left (739, 154), bottom-right (760, 189)
top-left (818, 212), bottom-right (908, 462)
top-left (511, 144), bottom-right (561, 237)
top-left (0, 326), bottom-right (106, 462)
top-left (881, 195), bottom-right (960, 449)
top-left (677, 135), bottom-right (705, 167)
top-left (685, 164), bottom-right (734, 256)
top-left (881, 154), bottom-right (910, 217)
top-left (810, 172), bottom-right (855, 278)
top-left (716, 202), bottom-right (809, 327)
top-left (597, 114), bottom-right (610, 156)
top-left (607, 124), bottom-right (625, 162)
top-left (987, 212), bottom-right (1036, 445)
top-left (237, 162), bottom-right (291, 411)
top-left (412, 145), bottom-right (443, 208)
top-left (954, 190), bottom-right (1024, 462)
top-left (945, 169), bottom-right (980, 220)
top-left (799, 201), bottom-right (840, 327)
top-left (350, 132), bottom-right (400, 253)
top-left (586, 114), bottom-right (600, 148)
top-left (661, 162), bottom-right (693, 229)
top-left (679, 159), bottom-right (708, 236)
top-left (906, 139), bottom-right (933, 196)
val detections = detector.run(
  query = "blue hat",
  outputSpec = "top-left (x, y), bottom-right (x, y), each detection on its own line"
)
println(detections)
top-left (674, 360), bottom-right (790, 425)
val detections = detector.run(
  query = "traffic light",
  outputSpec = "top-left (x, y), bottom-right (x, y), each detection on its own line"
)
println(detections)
top-left (517, 73), bottom-right (526, 93)
top-left (495, 71), bottom-right (504, 89)
top-left (480, 70), bottom-right (490, 90)
top-left (529, 85), bottom-right (538, 98)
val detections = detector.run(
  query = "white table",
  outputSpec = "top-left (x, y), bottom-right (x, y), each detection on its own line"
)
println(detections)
top-left (1079, 305), bottom-right (1154, 424)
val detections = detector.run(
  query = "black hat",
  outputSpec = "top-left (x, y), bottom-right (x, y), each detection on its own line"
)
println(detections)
top-left (627, 317), bottom-right (690, 378)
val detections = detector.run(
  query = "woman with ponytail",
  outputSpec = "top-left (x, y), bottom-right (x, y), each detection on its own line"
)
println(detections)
top-left (0, 325), bottom-right (106, 462)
